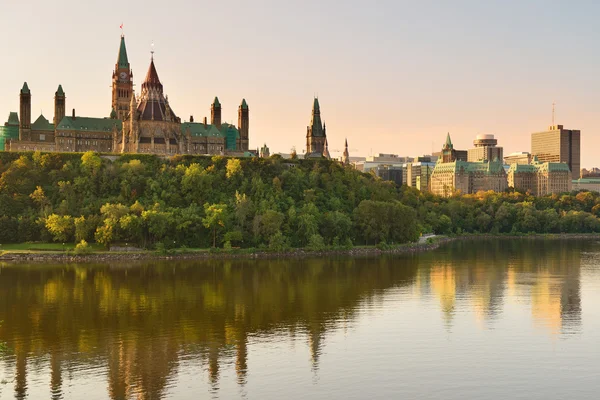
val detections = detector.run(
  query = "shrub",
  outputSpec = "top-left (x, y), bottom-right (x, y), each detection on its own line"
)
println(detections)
top-left (307, 234), bottom-right (326, 251)
top-left (74, 240), bottom-right (93, 255)
top-left (268, 231), bottom-right (288, 252)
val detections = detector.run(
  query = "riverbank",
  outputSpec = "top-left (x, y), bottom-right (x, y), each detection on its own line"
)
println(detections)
top-left (0, 234), bottom-right (598, 264)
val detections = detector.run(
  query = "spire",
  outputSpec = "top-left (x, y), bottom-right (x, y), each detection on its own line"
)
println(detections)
top-left (213, 97), bottom-right (221, 107)
top-left (342, 138), bottom-right (350, 165)
top-left (445, 132), bottom-right (453, 148)
top-left (117, 36), bottom-right (129, 69)
top-left (55, 85), bottom-right (64, 97)
top-left (323, 138), bottom-right (331, 159)
top-left (21, 82), bottom-right (30, 94)
top-left (313, 97), bottom-right (320, 113)
top-left (144, 58), bottom-right (161, 85)
top-left (241, 99), bottom-right (248, 109)
top-left (110, 108), bottom-right (117, 119)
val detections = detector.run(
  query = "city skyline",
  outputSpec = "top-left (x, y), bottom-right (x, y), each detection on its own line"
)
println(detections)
top-left (2, 0), bottom-right (598, 166)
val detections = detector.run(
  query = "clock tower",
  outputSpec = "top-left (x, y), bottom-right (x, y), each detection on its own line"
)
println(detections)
top-left (112, 35), bottom-right (133, 121)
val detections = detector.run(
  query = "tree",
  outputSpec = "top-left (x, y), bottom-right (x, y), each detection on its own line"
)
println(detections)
top-left (45, 214), bottom-right (75, 243)
top-left (226, 158), bottom-right (243, 179)
top-left (203, 203), bottom-right (228, 248)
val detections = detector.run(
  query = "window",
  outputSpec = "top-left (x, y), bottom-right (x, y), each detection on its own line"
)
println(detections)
top-left (40, 134), bottom-right (45, 141)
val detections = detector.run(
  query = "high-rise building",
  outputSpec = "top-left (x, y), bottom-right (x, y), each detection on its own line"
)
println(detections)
top-left (531, 125), bottom-right (580, 179)
top-left (467, 134), bottom-right (503, 162)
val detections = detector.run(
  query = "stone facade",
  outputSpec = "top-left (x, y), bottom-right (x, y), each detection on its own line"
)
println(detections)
top-left (507, 158), bottom-right (572, 196)
top-left (430, 159), bottom-right (508, 197)
top-left (305, 98), bottom-right (329, 158)
top-left (5, 35), bottom-right (251, 156)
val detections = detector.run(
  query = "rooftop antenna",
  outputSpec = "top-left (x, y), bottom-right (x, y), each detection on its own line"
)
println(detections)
top-left (552, 101), bottom-right (556, 126)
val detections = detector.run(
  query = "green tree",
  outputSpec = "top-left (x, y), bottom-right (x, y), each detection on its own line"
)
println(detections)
top-left (203, 203), bottom-right (228, 247)
top-left (44, 214), bottom-right (75, 243)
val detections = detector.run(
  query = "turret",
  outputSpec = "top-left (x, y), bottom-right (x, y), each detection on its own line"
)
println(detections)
top-left (238, 99), bottom-right (249, 151)
top-left (211, 97), bottom-right (222, 129)
top-left (54, 85), bottom-right (65, 127)
top-left (19, 82), bottom-right (31, 141)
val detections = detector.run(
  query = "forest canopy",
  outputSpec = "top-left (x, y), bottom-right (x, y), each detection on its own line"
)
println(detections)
top-left (0, 151), bottom-right (599, 250)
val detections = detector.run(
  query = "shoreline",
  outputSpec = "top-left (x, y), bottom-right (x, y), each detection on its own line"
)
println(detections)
top-left (0, 234), bottom-right (598, 264)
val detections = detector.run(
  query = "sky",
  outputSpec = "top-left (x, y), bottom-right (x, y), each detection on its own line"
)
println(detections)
top-left (1, 0), bottom-right (599, 166)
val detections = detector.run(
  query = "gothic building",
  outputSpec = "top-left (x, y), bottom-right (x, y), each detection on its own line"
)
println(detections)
top-left (342, 139), bottom-right (350, 165)
top-left (305, 98), bottom-right (329, 158)
top-left (3, 35), bottom-right (251, 155)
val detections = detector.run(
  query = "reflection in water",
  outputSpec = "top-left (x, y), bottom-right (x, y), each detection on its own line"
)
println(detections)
top-left (0, 239), bottom-right (590, 399)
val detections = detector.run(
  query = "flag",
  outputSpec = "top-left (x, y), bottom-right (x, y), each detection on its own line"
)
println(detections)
top-left (120, 23), bottom-right (123, 29)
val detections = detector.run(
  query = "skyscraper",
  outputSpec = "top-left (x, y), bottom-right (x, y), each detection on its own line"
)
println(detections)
top-left (531, 125), bottom-right (581, 179)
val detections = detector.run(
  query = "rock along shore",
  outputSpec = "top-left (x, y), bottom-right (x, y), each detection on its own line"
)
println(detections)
top-left (0, 234), bottom-right (597, 264)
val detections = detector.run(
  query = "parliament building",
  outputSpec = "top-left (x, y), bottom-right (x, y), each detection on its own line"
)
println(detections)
top-left (2, 35), bottom-right (251, 155)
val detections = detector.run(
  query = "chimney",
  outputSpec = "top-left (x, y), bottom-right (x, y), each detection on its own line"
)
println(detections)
top-left (72, 108), bottom-right (75, 119)
top-left (190, 115), bottom-right (194, 123)
top-left (204, 117), bottom-right (207, 128)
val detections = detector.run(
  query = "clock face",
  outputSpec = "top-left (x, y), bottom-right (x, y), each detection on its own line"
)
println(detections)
top-left (119, 72), bottom-right (128, 81)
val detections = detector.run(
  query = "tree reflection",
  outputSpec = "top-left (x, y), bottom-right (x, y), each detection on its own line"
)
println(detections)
top-left (0, 239), bottom-right (587, 399)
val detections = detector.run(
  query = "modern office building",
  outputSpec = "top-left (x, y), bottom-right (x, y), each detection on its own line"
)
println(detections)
top-left (507, 157), bottom-right (572, 196)
top-left (467, 134), bottom-right (503, 162)
top-left (404, 161), bottom-right (436, 190)
top-left (504, 152), bottom-right (532, 165)
top-left (374, 165), bottom-right (404, 186)
top-left (531, 125), bottom-right (580, 179)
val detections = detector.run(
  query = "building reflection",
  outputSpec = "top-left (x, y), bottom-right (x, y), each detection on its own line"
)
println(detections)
top-left (0, 240), bottom-right (586, 398)
top-left (0, 256), bottom-right (419, 399)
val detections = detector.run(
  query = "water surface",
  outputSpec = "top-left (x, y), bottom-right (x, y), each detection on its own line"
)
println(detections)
top-left (1, 239), bottom-right (599, 399)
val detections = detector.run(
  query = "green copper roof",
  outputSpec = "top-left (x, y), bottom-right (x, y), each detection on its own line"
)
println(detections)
top-left (434, 160), bottom-right (506, 175)
top-left (117, 36), bottom-right (129, 69)
top-left (6, 112), bottom-right (19, 126)
top-left (21, 82), bottom-right (30, 94)
top-left (56, 85), bottom-right (65, 96)
top-left (573, 178), bottom-right (600, 183)
top-left (110, 108), bottom-right (117, 119)
top-left (508, 160), bottom-right (571, 174)
top-left (57, 116), bottom-right (122, 132)
top-left (31, 114), bottom-right (55, 131)
top-left (213, 97), bottom-right (221, 107)
top-left (313, 98), bottom-right (320, 112)
top-left (181, 122), bottom-right (225, 138)
top-left (241, 99), bottom-right (248, 109)
top-left (445, 132), bottom-right (453, 148)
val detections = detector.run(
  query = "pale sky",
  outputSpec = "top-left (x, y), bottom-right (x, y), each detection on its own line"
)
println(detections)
top-left (1, 0), bottom-right (598, 166)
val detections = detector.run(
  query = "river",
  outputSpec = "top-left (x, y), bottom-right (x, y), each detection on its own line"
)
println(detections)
top-left (1, 239), bottom-right (599, 399)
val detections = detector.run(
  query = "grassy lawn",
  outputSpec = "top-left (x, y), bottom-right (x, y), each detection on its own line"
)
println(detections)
top-left (0, 243), bottom-right (104, 252)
